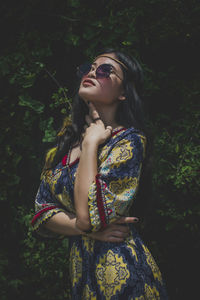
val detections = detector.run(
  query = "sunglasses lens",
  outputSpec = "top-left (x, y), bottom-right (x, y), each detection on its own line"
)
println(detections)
top-left (77, 63), bottom-right (112, 79)
top-left (77, 63), bottom-right (91, 78)
top-left (96, 64), bottom-right (112, 78)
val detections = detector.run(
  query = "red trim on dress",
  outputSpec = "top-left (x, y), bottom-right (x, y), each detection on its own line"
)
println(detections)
top-left (95, 174), bottom-right (107, 228)
top-left (69, 157), bottom-right (80, 167)
top-left (111, 127), bottom-right (126, 137)
top-left (31, 205), bottom-right (59, 225)
top-left (62, 154), bottom-right (68, 166)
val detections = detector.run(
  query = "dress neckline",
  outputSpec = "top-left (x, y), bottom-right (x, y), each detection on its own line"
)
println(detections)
top-left (61, 127), bottom-right (126, 167)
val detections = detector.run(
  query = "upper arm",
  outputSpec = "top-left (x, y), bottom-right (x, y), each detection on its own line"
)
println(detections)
top-left (31, 176), bottom-right (66, 238)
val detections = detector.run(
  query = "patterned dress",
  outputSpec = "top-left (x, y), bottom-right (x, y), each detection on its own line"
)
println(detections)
top-left (31, 127), bottom-right (168, 299)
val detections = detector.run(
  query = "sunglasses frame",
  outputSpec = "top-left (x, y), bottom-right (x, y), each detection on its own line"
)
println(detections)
top-left (77, 63), bottom-right (123, 81)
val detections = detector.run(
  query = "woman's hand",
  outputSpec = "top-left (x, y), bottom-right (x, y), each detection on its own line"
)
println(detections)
top-left (86, 217), bottom-right (139, 243)
top-left (82, 102), bottom-right (112, 146)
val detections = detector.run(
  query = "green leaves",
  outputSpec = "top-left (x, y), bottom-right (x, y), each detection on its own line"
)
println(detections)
top-left (68, 0), bottom-right (80, 8)
top-left (21, 72), bottom-right (36, 88)
top-left (50, 87), bottom-right (72, 110)
top-left (40, 117), bottom-right (56, 143)
top-left (152, 97), bottom-right (200, 235)
top-left (18, 94), bottom-right (45, 114)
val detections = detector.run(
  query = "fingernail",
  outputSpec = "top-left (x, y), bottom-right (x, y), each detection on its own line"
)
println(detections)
top-left (133, 218), bottom-right (139, 223)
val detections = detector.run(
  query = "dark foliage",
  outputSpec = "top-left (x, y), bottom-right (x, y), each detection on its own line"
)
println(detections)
top-left (0, 1), bottom-right (199, 299)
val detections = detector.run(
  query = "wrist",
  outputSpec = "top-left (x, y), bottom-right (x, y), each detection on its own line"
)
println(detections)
top-left (72, 218), bottom-right (85, 235)
top-left (82, 138), bottom-right (99, 149)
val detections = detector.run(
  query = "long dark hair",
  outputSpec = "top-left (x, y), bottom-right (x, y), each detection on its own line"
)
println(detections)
top-left (44, 48), bottom-right (150, 173)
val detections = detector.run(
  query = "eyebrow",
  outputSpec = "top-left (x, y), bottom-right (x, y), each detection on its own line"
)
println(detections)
top-left (92, 62), bottom-right (117, 72)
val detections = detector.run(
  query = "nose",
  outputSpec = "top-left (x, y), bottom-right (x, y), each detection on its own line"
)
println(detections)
top-left (87, 67), bottom-right (96, 78)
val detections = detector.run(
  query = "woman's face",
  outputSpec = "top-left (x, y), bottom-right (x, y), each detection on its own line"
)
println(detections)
top-left (78, 53), bottom-right (125, 106)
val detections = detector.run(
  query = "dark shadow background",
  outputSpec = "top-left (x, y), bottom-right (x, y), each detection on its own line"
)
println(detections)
top-left (0, 1), bottom-right (199, 299)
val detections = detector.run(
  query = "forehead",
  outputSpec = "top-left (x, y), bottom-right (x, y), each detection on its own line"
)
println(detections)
top-left (93, 54), bottom-right (122, 71)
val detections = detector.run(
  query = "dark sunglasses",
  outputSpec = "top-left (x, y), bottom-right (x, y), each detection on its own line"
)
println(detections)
top-left (76, 63), bottom-right (123, 80)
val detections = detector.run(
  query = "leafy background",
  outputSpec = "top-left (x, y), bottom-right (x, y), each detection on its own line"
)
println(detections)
top-left (0, 0), bottom-right (199, 299)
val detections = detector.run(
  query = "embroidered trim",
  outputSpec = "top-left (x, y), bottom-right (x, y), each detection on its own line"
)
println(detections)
top-left (31, 205), bottom-right (59, 225)
top-left (69, 157), bottom-right (80, 167)
top-left (95, 174), bottom-right (107, 228)
top-left (111, 127), bottom-right (126, 137)
top-left (62, 154), bottom-right (68, 166)
top-left (33, 209), bottom-right (64, 232)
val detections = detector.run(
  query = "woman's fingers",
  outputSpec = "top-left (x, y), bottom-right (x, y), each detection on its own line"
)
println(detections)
top-left (83, 124), bottom-right (88, 131)
top-left (110, 224), bottom-right (130, 233)
top-left (112, 230), bottom-right (129, 238)
top-left (107, 236), bottom-right (124, 243)
top-left (88, 217), bottom-right (138, 243)
top-left (88, 223), bottom-right (131, 242)
top-left (106, 229), bottom-right (129, 242)
top-left (115, 217), bottom-right (139, 224)
top-left (88, 102), bottom-right (101, 122)
top-left (105, 224), bottom-right (130, 238)
top-left (105, 125), bottom-right (113, 137)
top-left (85, 114), bottom-right (93, 126)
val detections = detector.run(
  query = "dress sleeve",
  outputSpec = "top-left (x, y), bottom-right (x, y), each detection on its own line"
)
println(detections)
top-left (31, 175), bottom-right (66, 238)
top-left (88, 132), bottom-right (146, 232)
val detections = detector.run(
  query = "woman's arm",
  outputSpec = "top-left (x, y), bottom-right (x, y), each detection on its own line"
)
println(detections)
top-left (74, 141), bottom-right (99, 231)
top-left (74, 103), bottom-right (112, 231)
top-left (74, 107), bottom-right (145, 233)
top-left (44, 210), bottom-right (139, 242)
top-left (74, 102), bottom-right (145, 232)
top-left (89, 217), bottom-right (139, 242)
top-left (43, 211), bottom-right (84, 236)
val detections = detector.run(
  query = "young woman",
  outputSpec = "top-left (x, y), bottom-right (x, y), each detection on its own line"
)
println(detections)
top-left (31, 49), bottom-right (168, 299)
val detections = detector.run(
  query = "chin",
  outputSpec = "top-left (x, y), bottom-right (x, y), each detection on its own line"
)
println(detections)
top-left (78, 89), bottom-right (96, 103)
top-left (78, 88), bottom-right (111, 105)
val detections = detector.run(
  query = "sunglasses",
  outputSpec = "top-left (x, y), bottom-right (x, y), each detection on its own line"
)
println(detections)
top-left (76, 63), bottom-right (123, 81)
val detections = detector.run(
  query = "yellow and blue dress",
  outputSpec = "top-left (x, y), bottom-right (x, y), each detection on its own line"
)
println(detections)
top-left (32, 127), bottom-right (168, 299)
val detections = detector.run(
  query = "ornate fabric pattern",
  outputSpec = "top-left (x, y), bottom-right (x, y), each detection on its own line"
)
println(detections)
top-left (56, 186), bottom-right (76, 214)
top-left (82, 284), bottom-right (96, 299)
top-left (69, 243), bottom-right (82, 288)
top-left (142, 244), bottom-right (163, 284)
top-left (32, 127), bottom-right (168, 299)
top-left (88, 132), bottom-right (144, 231)
top-left (96, 249), bottom-right (130, 299)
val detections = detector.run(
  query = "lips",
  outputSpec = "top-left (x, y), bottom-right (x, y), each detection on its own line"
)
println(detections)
top-left (82, 78), bottom-right (96, 86)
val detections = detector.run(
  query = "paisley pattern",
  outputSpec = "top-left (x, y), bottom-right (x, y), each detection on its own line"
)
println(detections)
top-left (109, 176), bottom-right (138, 196)
top-left (56, 186), bottom-right (76, 214)
top-left (69, 243), bottom-right (82, 288)
top-left (82, 235), bottom-right (94, 253)
top-left (142, 244), bottom-right (163, 284)
top-left (32, 127), bottom-right (168, 299)
top-left (96, 250), bottom-right (130, 299)
top-left (125, 236), bottom-right (138, 262)
top-left (82, 284), bottom-right (96, 299)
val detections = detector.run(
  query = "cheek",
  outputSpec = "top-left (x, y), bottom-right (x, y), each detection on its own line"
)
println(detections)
top-left (98, 78), bottom-right (114, 94)
top-left (98, 78), bottom-right (121, 98)
top-left (78, 78), bottom-right (121, 103)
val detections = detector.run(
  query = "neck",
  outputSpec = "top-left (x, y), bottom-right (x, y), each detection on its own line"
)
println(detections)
top-left (92, 102), bottom-right (122, 130)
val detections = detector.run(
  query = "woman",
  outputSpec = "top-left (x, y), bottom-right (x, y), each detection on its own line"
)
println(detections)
top-left (31, 49), bottom-right (168, 299)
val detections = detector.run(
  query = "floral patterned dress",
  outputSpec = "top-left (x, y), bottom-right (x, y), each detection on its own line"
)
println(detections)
top-left (31, 127), bottom-right (168, 299)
